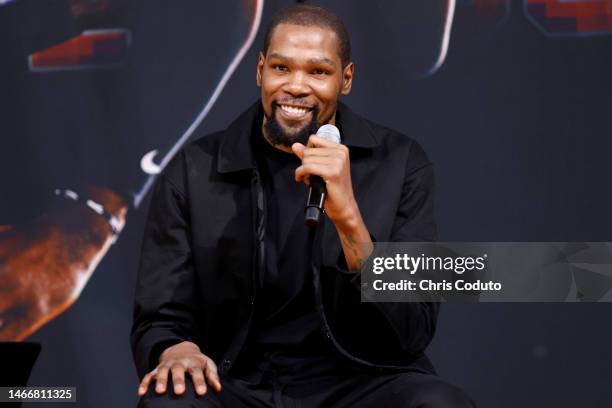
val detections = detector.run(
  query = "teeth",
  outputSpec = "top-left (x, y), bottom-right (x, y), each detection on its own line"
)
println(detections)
top-left (280, 104), bottom-right (309, 116)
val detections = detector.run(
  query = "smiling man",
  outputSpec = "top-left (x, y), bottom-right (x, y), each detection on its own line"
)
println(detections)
top-left (132, 5), bottom-right (475, 408)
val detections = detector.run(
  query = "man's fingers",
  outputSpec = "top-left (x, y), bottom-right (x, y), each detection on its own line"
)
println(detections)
top-left (188, 367), bottom-right (207, 396)
top-left (307, 135), bottom-right (336, 147)
top-left (301, 147), bottom-right (345, 161)
top-left (204, 359), bottom-right (222, 392)
top-left (302, 148), bottom-right (333, 159)
top-left (295, 163), bottom-right (333, 183)
top-left (154, 366), bottom-right (170, 394)
top-left (138, 369), bottom-right (157, 396)
top-left (301, 156), bottom-right (339, 168)
top-left (307, 135), bottom-right (346, 149)
top-left (170, 364), bottom-right (186, 395)
top-left (291, 142), bottom-right (305, 159)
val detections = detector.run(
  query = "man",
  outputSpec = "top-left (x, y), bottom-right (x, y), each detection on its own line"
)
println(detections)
top-left (131, 5), bottom-right (475, 407)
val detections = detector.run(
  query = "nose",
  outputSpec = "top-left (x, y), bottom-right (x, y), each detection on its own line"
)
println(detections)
top-left (283, 71), bottom-right (310, 98)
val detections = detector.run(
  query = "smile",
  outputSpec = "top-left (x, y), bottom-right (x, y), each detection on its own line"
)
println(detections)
top-left (278, 104), bottom-right (312, 119)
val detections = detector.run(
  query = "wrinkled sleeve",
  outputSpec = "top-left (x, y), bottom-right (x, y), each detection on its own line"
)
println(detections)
top-left (335, 140), bottom-right (439, 357)
top-left (130, 155), bottom-right (200, 379)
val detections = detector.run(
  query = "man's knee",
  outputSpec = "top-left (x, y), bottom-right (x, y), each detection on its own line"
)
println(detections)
top-left (138, 395), bottom-right (194, 408)
top-left (138, 393), bottom-right (220, 408)
top-left (137, 380), bottom-right (221, 408)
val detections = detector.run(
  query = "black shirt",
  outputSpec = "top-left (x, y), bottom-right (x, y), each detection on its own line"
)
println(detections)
top-left (231, 129), bottom-right (342, 382)
top-left (254, 129), bottom-right (320, 348)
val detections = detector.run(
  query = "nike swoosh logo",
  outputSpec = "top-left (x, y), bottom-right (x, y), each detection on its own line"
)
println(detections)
top-left (140, 150), bottom-right (161, 175)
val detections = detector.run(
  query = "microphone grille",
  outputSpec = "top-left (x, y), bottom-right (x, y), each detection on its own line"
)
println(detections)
top-left (316, 124), bottom-right (341, 144)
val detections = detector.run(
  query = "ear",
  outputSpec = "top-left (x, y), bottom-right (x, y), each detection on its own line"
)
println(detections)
top-left (340, 62), bottom-right (354, 96)
top-left (256, 52), bottom-right (265, 87)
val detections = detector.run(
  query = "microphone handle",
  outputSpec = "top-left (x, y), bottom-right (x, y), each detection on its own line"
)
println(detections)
top-left (305, 176), bottom-right (326, 227)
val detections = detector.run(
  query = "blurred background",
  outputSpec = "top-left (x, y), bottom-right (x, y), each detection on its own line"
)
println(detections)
top-left (1, 0), bottom-right (611, 406)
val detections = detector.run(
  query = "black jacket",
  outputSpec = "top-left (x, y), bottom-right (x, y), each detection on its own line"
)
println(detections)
top-left (131, 101), bottom-right (439, 379)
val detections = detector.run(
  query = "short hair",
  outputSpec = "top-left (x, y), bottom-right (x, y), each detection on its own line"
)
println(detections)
top-left (262, 4), bottom-right (351, 68)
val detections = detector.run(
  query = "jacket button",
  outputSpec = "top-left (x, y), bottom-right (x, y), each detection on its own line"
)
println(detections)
top-left (325, 331), bottom-right (331, 339)
top-left (221, 359), bottom-right (232, 371)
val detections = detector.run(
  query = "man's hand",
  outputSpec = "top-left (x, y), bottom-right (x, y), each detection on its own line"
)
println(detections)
top-left (292, 135), bottom-right (358, 225)
top-left (138, 341), bottom-right (221, 397)
top-left (292, 135), bottom-right (373, 271)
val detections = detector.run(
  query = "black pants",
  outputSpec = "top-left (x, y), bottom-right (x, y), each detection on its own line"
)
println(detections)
top-left (139, 369), bottom-right (476, 408)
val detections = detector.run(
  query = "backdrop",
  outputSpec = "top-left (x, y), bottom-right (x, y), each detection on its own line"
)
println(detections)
top-left (1, 0), bottom-right (611, 406)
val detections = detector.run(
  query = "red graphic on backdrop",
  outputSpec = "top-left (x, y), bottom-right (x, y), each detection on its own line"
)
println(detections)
top-left (29, 29), bottom-right (130, 72)
top-left (526, 0), bottom-right (612, 35)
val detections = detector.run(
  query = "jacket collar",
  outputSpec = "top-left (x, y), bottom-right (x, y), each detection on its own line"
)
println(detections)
top-left (217, 100), bottom-right (380, 174)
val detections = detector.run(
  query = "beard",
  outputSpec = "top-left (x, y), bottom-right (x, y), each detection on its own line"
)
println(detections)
top-left (264, 101), bottom-right (320, 148)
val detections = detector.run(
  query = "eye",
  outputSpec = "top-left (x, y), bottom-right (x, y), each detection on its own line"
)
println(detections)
top-left (273, 64), bottom-right (288, 72)
top-left (312, 68), bottom-right (327, 75)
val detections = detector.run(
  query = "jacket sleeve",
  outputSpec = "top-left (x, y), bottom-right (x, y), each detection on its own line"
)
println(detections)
top-left (130, 154), bottom-right (201, 379)
top-left (332, 139), bottom-right (439, 358)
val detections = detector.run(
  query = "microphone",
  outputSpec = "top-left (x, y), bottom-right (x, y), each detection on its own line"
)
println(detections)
top-left (304, 124), bottom-right (341, 227)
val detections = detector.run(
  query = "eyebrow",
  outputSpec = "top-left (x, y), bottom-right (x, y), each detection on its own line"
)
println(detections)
top-left (268, 53), bottom-right (337, 68)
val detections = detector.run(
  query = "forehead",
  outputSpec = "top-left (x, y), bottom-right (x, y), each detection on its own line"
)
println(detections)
top-left (267, 23), bottom-right (342, 63)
